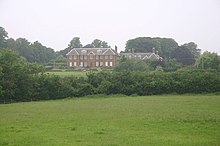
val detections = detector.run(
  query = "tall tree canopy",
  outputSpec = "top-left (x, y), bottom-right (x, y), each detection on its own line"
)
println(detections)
top-left (58, 37), bottom-right (83, 57)
top-left (125, 37), bottom-right (178, 59)
top-left (91, 39), bottom-right (110, 48)
top-left (195, 51), bottom-right (220, 70)
top-left (6, 38), bottom-right (56, 63)
top-left (171, 46), bottom-right (195, 66)
top-left (68, 37), bottom-right (83, 48)
top-left (182, 42), bottom-right (201, 59)
top-left (0, 26), bottom-right (57, 63)
top-left (0, 26), bottom-right (8, 49)
top-left (83, 39), bottom-right (110, 48)
top-left (30, 41), bottom-right (57, 63)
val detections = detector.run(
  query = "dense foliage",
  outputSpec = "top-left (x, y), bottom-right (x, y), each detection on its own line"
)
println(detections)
top-left (1, 49), bottom-right (220, 103)
top-left (195, 51), bottom-right (220, 70)
top-left (125, 37), bottom-right (179, 59)
top-left (1, 27), bottom-right (220, 103)
top-left (0, 26), bottom-right (57, 63)
top-left (171, 45), bottom-right (196, 66)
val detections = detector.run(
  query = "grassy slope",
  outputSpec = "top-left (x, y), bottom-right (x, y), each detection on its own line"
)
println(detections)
top-left (0, 95), bottom-right (219, 146)
top-left (46, 71), bottom-right (87, 77)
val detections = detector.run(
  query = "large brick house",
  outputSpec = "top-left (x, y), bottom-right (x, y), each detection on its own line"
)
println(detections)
top-left (66, 48), bottom-right (119, 68)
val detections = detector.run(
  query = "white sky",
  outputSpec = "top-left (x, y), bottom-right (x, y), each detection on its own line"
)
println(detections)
top-left (0, 0), bottom-right (220, 54)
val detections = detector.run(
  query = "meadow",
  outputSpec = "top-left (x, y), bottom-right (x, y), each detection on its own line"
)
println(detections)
top-left (0, 95), bottom-right (219, 146)
top-left (46, 71), bottom-right (87, 77)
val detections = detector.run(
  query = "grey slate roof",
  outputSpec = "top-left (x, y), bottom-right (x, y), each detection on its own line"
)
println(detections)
top-left (120, 52), bottom-right (162, 60)
top-left (66, 48), bottom-right (118, 56)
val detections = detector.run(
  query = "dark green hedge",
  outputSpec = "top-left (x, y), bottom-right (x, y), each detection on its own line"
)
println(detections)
top-left (1, 69), bottom-right (220, 103)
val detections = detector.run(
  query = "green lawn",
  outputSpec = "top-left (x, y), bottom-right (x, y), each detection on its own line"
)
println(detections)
top-left (46, 71), bottom-right (87, 77)
top-left (0, 95), bottom-right (219, 146)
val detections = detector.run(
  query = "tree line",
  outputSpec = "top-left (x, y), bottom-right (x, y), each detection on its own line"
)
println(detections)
top-left (1, 49), bottom-right (220, 103)
top-left (1, 25), bottom-right (219, 70)
top-left (0, 27), bottom-right (57, 63)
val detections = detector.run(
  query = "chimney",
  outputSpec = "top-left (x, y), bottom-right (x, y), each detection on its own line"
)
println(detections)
top-left (115, 45), bottom-right (118, 53)
top-left (132, 48), bottom-right (135, 53)
top-left (152, 48), bottom-right (155, 53)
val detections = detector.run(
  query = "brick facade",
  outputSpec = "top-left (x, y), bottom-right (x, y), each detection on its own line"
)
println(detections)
top-left (66, 48), bottom-right (118, 68)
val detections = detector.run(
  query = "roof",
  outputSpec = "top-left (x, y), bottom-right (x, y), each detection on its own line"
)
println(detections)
top-left (120, 52), bottom-right (162, 60)
top-left (66, 48), bottom-right (118, 56)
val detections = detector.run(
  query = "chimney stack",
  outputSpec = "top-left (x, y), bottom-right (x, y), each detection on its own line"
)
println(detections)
top-left (152, 48), bottom-right (155, 53)
top-left (132, 48), bottom-right (135, 53)
top-left (115, 45), bottom-right (118, 53)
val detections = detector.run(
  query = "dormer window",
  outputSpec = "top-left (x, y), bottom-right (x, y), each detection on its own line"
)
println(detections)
top-left (81, 50), bottom-right (87, 54)
top-left (97, 50), bottom-right (102, 54)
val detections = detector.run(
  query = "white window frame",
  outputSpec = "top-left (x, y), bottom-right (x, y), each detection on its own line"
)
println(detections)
top-left (80, 62), bottom-right (83, 67)
top-left (110, 62), bottom-right (112, 67)
top-left (73, 62), bottom-right (77, 66)
top-left (105, 62), bottom-right (108, 67)
top-left (96, 62), bottom-right (99, 67)
top-left (70, 62), bottom-right (72, 67)
top-left (81, 50), bottom-right (87, 54)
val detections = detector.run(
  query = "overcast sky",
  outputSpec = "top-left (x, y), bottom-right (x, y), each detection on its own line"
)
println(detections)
top-left (0, 0), bottom-right (220, 54)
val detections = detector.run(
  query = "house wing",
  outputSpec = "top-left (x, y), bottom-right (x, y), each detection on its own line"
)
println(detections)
top-left (142, 53), bottom-right (152, 60)
top-left (149, 53), bottom-right (160, 60)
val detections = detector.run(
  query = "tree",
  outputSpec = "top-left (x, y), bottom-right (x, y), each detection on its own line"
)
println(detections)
top-left (195, 51), bottom-right (220, 70)
top-left (125, 37), bottom-right (178, 59)
top-left (0, 66), bottom-right (2, 97)
top-left (101, 41), bottom-right (110, 48)
top-left (0, 49), bottom-right (23, 102)
top-left (171, 46), bottom-right (195, 66)
top-left (182, 42), bottom-right (201, 59)
top-left (162, 58), bottom-right (183, 72)
top-left (6, 38), bottom-right (16, 49)
top-left (155, 38), bottom-right (178, 58)
top-left (0, 26), bottom-right (8, 49)
top-left (125, 37), bottom-right (159, 53)
top-left (115, 60), bottom-right (150, 72)
top-left (91, 39), bottom-right (110, 48)
top-left (57, 37), bottom-right (83, 57)
top-left (31, 41), bottom-right (57, 63)
top-left (68, 37), bottom-right (83, 48)
top-left (0, 49), bottom-right (45, 103)
top-left (83, 44), bottom-right (94, 48)
top-left (14, 38), bottom-right (33, 61)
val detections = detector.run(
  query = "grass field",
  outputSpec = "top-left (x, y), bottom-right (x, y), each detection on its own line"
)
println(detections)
top-left (46, 71), bottom-right (87, 77)
top-left (0, 95), bottom-right (219, 146)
